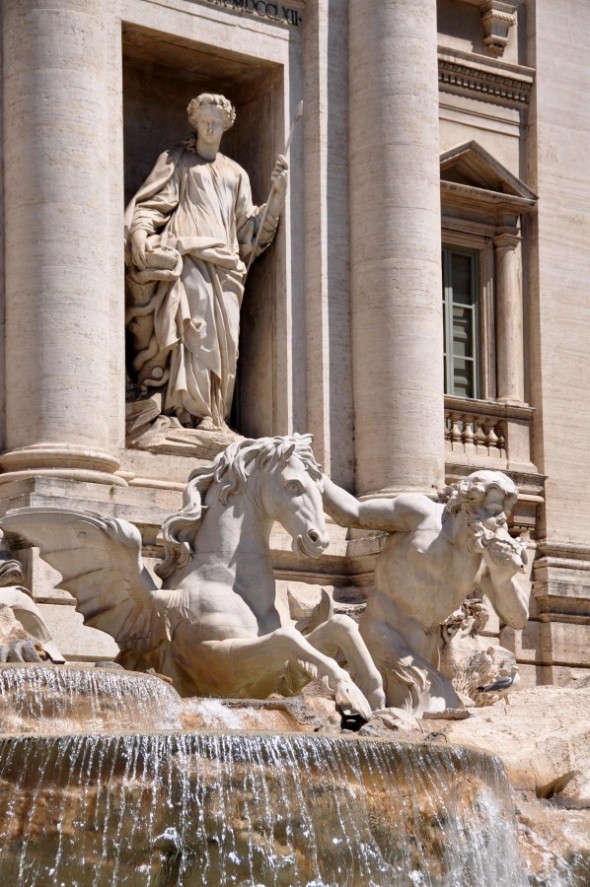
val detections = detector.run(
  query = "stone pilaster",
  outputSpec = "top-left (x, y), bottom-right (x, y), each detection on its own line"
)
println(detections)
top-left (1, 0), bottom-right (123, 485)
top-left (495, 232), bottom-right (525, 404)
top-left (349, 0), bottom-right (445, 497)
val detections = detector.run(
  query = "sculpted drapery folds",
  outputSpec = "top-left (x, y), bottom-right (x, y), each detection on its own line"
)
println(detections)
top-left (125, 93), bottom-right (288, 430)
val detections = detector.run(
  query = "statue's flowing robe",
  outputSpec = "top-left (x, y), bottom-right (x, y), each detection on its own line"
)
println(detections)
top-left (125, 145), bottom-right (277, 425)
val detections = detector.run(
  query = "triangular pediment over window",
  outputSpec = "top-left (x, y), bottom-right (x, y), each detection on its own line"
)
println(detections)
top-left (440, 141), bottom-right (537, 223)
top-left (440, 141), bottom-right (537, 200)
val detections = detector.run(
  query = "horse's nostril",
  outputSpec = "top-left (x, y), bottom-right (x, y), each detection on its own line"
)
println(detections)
top-left (308, 529), bottom-right (320, 543)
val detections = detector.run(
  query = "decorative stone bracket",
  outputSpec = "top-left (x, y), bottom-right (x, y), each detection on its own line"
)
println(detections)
top-left (480, 1), bottom-right (517, 58)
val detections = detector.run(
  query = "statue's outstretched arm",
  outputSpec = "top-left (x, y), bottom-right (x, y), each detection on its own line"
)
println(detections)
top-left (322, 476), bottom-right (431, 533)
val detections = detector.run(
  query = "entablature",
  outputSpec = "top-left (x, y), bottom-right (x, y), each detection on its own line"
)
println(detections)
top-left (438, 46), bottom-right (535, 108)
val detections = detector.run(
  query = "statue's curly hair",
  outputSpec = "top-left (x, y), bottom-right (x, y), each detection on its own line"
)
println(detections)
top-left (439, 470), bottom-right (519, 516)
top-left (186, 93), bottom-right (236, 132)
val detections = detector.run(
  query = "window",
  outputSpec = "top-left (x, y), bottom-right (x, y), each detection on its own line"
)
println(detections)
top-left (439, 142), bottom-right (537, 469)
top-left (442, 246), bottom-right (480, 398)
top-left (440, 140), bottom-right (537, 405)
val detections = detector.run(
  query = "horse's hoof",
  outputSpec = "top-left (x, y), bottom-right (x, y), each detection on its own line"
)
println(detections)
top-left (368, 688), bottom-right (386, 710)
top-left (335, 683), bottom-right (373, 722)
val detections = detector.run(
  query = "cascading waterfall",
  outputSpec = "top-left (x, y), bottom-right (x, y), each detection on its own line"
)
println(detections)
top-left (0, 666), bottom-right (528, 886)
top-left (0, 663), bottom-right (182, 734)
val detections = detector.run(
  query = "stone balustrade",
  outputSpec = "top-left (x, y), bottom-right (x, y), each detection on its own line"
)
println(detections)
top-left (444, 396), bottom-right (535, 470)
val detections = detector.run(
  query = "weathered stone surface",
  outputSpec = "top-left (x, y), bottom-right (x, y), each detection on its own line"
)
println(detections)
top-left (420, 685), bottom-right (590, 883)
top-left (35, 603), bottom-right (119, 662)
top-left (427, 686), bottom-right (590, 803)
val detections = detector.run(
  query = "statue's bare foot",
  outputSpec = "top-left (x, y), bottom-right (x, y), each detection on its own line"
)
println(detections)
top-left (334, 678), bottom-right (372, 722)
top-left (198, 416), bottom-right (224, 432)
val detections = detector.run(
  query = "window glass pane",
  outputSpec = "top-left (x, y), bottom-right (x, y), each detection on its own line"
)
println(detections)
top-left (452, 305), bottom-right (474, 358)
top-left (442, 247), bottom-right (480, 398)
top-left (452, 357), bottom-right (475, 399)
top-left (451, 254), bottom-right (472, 305)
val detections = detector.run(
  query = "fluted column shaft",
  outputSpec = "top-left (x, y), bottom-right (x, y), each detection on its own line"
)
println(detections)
top-left (1, 0), bottom-right (123, 483)
top-left (349, 0), bottom-right (445, 497)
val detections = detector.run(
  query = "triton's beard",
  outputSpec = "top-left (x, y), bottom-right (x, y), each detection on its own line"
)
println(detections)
top-left (463, 516), bottom-right (527, 571)
top-left (463, 517), bottom-right (490, 555)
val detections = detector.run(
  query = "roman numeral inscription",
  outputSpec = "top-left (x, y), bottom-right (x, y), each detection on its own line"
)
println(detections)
top-left (201, 0), bottom-right (303, 27)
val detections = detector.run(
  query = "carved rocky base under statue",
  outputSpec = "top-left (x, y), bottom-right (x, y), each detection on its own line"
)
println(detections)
top-left (126, 393), bottom-right (241, 459)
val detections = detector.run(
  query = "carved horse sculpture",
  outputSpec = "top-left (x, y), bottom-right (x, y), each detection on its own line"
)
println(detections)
top-left (2, 434), bottom-right (384, 719)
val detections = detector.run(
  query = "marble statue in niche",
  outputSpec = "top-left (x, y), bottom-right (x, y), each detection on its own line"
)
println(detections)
top-left (125, 93), bottom-right (288, 449)
top-left (322, 470), bottom-right (530, 716)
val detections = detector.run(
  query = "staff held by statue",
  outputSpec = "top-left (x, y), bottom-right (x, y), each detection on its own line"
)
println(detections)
top-left (245, 100), bottom-right (304, 275)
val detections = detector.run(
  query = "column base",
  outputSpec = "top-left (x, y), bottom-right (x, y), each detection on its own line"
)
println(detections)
top-left (0, 444), bottom-right (125, 487)
top-left (359, 485), bottom-right (440, 501)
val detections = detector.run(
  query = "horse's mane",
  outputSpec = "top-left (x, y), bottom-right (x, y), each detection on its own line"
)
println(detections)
top-left (156, 433), bottom-right (322, 580)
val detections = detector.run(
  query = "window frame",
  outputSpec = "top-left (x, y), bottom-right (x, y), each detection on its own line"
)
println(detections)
top-left (441, 228), bottom-right (496, 401)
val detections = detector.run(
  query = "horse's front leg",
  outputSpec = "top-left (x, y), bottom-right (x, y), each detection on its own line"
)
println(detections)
top-left (219, 628), bottom-right (374, 721)
top-left (304, 615), bottom-right (385, 710)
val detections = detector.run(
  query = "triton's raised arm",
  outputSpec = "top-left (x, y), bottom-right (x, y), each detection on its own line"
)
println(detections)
top-left (321, 476), bottom-right (435, 534)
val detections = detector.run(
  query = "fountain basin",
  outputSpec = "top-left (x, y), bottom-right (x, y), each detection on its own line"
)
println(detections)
top-left (0, 731), bottom-right (527, 886)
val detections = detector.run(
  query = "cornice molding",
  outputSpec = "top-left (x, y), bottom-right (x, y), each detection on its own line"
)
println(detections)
top-left (441, 181), bottom-right (536, 216)
top-left (438, 46), bottom-right (535, 107)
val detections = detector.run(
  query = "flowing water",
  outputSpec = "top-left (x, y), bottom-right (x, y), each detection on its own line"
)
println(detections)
top-left (0, 666), bottom-right (528, 886)
top-left (0, 663), bottom-right (181, 734)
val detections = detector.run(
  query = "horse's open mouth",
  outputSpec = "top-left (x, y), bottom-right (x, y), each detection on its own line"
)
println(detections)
top-left (295, 534), bottom-right (325, 559)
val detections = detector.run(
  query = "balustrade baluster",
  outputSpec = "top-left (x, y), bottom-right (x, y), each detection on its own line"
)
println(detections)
top-left (462, 416), bottom-right (476, 453)
top-left (450, 413), bottom-right (462, 447)
top-left (486, 421), bottom-right (499, 452)
top-left (474, 418), bottom-right (487, 455)
top-left (497, 421), bottom-right (507, 459)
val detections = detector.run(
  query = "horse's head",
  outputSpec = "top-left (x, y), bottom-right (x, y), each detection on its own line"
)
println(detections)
top-left (258, 435), bottom-right (329, 558)
top-left (214, 433), bottom-right (329, 558)
top-left (265, 442), bottom-right (330, 559)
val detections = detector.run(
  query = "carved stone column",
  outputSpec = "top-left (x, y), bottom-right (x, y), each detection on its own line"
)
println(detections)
top-left (1, 0), bottom-right (123, 484)
top-left (349, 0), bottom-right (445, 497)
top-left (495, 232), bottom-right (525, 404)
